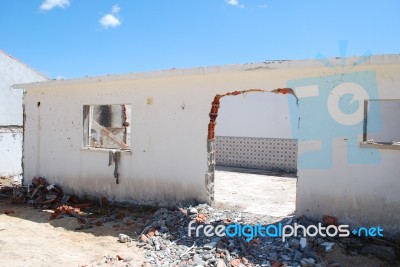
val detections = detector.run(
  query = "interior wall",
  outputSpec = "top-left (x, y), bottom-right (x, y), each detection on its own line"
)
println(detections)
top-left (215, 93), bottom-right (293, 138)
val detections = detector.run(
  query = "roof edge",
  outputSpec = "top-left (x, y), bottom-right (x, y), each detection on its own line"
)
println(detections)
top-left (12, 54), bottom-right (400, 90)
top-left (1, 50), bottom-right (49, 81)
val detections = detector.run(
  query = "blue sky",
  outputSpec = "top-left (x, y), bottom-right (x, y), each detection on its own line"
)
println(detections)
top-left (1, 0), bottom-right (399, 79)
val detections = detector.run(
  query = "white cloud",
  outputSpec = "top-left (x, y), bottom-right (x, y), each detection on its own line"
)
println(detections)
top-left (226, 0), bottom-right (244, 8)
top-left (99, 4), bottom-right (121, 28)
top-left (111, 4), bottom-right (120, 14)
top-left (40, 0), bottom-right (70, 11)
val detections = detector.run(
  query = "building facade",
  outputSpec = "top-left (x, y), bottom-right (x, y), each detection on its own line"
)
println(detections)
top-left (14, 54), bottom-right (400, 236)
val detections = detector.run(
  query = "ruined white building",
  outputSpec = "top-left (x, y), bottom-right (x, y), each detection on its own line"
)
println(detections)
top-left (0, 50), bottom-right (47, 177)
top-left (13, 54), bottom-right (400, 236)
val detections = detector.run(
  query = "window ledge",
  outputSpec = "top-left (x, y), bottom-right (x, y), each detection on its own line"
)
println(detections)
top-left (80, 147), bottom-right (132, 154)
top-left (360, 142), bottom-right (400, 150)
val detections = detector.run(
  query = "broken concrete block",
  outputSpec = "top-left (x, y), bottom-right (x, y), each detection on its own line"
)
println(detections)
top-left (118, 233), bottom-right (132, 243)
top-left (188, 207), bottom-right (198, 215)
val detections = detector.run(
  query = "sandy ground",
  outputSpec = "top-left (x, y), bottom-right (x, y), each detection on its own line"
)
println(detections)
top-left (0, 198), bottom-right (151, 267)
top-left (214, 166), bottom-right (296, 218)
top-left (0, 175), bottom-right (397, 267)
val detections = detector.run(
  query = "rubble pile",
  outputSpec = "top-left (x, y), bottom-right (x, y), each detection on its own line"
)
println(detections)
top-left (0, 176), bottom-right (92, 220)
top-left (132, 204), bottom-right (398, 267)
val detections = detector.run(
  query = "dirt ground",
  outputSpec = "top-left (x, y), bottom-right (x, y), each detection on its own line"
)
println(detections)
top-left (0, 175), bottom-right (153, 267)
top-left (214, 166), bottom-right (296, 218)
top-left (0, 204), bottom-right (142, 266)
top-left (0, 175), bottom-right (398, 267)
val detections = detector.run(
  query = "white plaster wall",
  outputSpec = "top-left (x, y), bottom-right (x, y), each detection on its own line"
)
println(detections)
top-left (0, 51), bottom-right (47, 177)
top-left (0, 132), bottom-right (23, 176)
top-left (215, 93), bottom-right (293, 138)
top-left (22, 68), bottom-right (300, 205)
top-left (296, 63), bottom-right (400, 235)
top-left (20, 55), bottom-right (400, 235)
top-left (0, 51), bottom-right (47, 125)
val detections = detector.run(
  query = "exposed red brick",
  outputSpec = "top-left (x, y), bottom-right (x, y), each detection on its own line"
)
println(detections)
top-left (195, 213), bottom-right (207, 223)
top-left (147, 227), bottom-right (158, 237)
top-left (230, 259), bottom-right (241, 267)
top-left (140, 234), bottom-right (148, 242)
top-left (51, 205), bottom-right (81, 219)
top-left (271, 261), bottom-right (282, 267)
top-left (323, 215), bottom-right (338, 226)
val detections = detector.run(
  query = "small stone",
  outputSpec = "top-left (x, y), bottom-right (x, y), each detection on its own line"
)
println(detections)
top-left (123, 256), bottom-right (132, 262)
top-left (289, 238), bottom-right (300, 249)
top-left (294, 250), bottom-right (303, 260)
top-left (300, 258), bottom-right (315, 267)
top-left (280, 254), bottom-right (291, 261)
top-left (204, 241), bottom-right (217, 250)
top-left (320, 242), bottom-right (334, 253)
top-left (303, 250), bottom-right (318, 261)
top-left (268, 252), bottom-right (278, 260)
top-left (299, 237), bottom-right (307, 249)
top-left (208, 258), bottom-right (217, 264)
top-left (202, 253), bottom-right (214, 260)
top-left (188, 207), bottom-right (198, 215)
top-left (118, 233), bottom-right (131, 243)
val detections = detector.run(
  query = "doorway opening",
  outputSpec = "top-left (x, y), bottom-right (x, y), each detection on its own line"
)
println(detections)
top-left (205, 88), bottom-right (299, 221)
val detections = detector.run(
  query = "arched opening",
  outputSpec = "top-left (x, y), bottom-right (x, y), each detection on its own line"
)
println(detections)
top-left (205, 88), bottom-right (299, 220)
